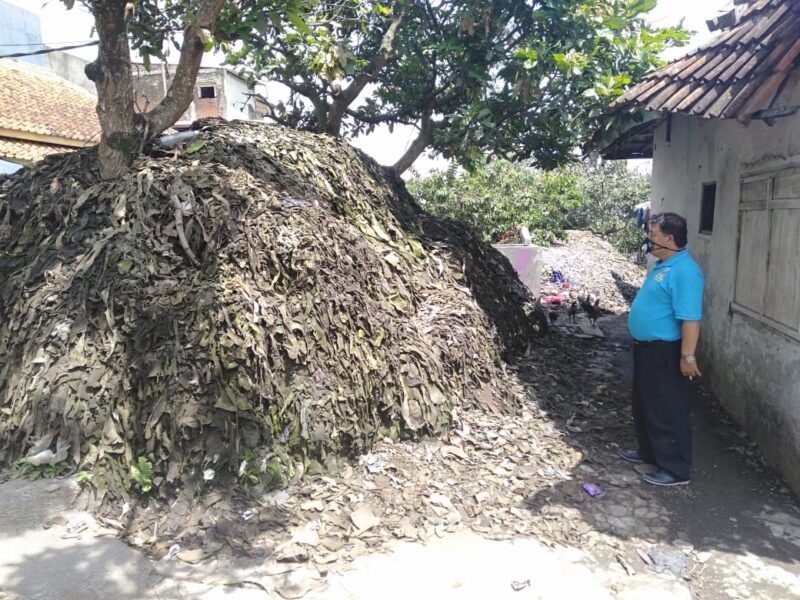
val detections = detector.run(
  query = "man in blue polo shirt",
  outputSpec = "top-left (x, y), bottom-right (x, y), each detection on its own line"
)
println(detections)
top-left (619, 212), bottom-right (704, 486)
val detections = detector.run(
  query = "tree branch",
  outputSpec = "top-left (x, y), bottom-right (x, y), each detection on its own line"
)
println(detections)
top-left (423, 0), bottom-right (442, 36)
top-left (325, 1), bottom-right (410, 135)
top-left (393, 105), bottom-right (436, 175)
top-left (280, 76), bottom-right (323, 99)
top-left (346, 108), bottom-right (414, 126)
top-left (145, 0), bottom-right (226, 138)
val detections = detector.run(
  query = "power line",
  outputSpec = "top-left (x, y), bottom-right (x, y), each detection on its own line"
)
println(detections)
top-left (0, 41), bottom-right (99, 59)
top-left (0, 41), bottom-right (96, 47)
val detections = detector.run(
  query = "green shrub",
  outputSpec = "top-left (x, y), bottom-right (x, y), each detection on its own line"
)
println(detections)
top-left (408, 160), bottom-right (649, 253)
top-left (130, 456), bottom-right (154, 493)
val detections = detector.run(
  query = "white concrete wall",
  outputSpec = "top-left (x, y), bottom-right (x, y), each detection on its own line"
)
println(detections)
top-left (46, 51), bottom-right (94, 95)
top-left (649, 76), bottom-right (800, 492)
top-left (222, 72), bottom-right (257, 121)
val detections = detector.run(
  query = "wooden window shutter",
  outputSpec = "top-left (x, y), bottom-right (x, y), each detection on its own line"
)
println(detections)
top-left (734, 169), bottom-right (800, 337)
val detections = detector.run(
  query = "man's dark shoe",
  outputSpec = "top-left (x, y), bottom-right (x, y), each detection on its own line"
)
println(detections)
top-left (642, 469), bottom-right (690, 487)
top-left (617, 448), bottom-right (648, 464)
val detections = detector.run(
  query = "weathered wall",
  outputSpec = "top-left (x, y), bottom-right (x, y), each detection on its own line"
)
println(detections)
top-left (130, 67), bottom-right (258, 125)
top-left (492, 245), bottom-right (544, 297)
top-left (0, 1), bottom-right (44, 67)
top-left (649, 73), bottom-right (800, 492)
top-left (46, 52), bottom-right (94, 94)
top-left (132, 66), bottom-right (197, 124)
top-left (194, 69), bottom-right (226, 120)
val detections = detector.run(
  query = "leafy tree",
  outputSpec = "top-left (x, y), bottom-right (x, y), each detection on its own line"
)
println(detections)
top-left (573, 160), bottom-right (651, 252)
top-left (408, 159), bottom-right (650, 251)
top-left (235, 0), bottom-right (687, 173)
top-left (63, 0), bottom-right (313, 179)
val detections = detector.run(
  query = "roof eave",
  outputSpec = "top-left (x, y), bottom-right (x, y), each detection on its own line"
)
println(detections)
top-left (609, 1), bottom-right (800, 122)
top-left (0, 127), bottom-right (96, 148)
top-left (595, 111), bottom-right (664, 161)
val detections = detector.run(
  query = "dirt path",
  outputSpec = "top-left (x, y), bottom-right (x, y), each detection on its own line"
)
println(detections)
top-left (603, 314), bottom-right (800, 599)
top-left (307, 312), bottom-right (800, 599)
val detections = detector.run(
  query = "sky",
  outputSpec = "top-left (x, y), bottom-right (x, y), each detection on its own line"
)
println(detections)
top-left (3, 0), bottom-right (733, 174)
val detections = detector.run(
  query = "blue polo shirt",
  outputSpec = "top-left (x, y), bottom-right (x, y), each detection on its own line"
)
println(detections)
top-left (628, 250), bottom-right (704, 342)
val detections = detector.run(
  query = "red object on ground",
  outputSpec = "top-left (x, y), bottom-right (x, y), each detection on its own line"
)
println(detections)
top-left (541, 294), bottom-right (566, 305)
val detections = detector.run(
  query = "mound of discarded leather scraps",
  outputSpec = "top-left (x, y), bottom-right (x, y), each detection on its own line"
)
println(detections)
top-left (0, 120), bottom-right (539, 503)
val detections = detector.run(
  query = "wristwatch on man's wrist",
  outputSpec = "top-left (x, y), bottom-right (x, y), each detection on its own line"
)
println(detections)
top-left (682, 355), bottom-right (697, 364)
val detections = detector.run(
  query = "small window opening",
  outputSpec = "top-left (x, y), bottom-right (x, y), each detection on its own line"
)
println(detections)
top-left (700, 182), bottom-right (716, 234)
top-left (199, 86), bottom-right (216, 99)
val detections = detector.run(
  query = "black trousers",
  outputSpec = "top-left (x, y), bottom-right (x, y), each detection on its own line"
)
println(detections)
top-left (632, 340), bottom-right (692, 480)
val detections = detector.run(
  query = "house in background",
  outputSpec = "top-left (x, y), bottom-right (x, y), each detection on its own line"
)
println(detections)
top-left (599, 0), bottom-right (800, 492)
top-left (132, 64), bottom-right (267, 128)
top-left (0, 0), bottom-right (268, 172)
top-left (0, 0), bottom-right (267, 175)
top-left (0, 59), bottom-right (99, 174)
top-left (0, 2), bottom-right (98, 173)
top-left (45, 51), bottom-right (95, 95)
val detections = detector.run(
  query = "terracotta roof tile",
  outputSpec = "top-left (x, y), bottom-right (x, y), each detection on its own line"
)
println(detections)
top-left (0, 137), bottom-right (67, 163)
top-left (0, 59), bottom-right (100, 144)
top-left (610, 0), bottom-right (800, 120)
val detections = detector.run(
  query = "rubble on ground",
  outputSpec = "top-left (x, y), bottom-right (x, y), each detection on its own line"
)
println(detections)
top-left (539, 230), bottom-right (645, 313)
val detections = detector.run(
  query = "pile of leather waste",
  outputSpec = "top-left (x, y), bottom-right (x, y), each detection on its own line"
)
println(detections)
top-left (540, 230), bottom-right (646, 313)
top-left (537, 231), bottom-right (646, 341)
top-left (0, 120), bottom-right (540, 511)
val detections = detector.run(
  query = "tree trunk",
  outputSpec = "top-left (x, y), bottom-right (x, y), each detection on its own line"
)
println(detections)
top-left (393, 110), bottom-right (435, 175)
top-left (87, 0), bottom-right (226, 179)
top-left (324, 90), bottom-right (350, 136)
top-left (86, 0), bottom-right (143, 180)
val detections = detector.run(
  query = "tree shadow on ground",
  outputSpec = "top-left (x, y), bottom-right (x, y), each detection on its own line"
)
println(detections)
top-left (0, 527), bottom-right (157, 600)
top-left (0, 472), bottom-right (295, 599)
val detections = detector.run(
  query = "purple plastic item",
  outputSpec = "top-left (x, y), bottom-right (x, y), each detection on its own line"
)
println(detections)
top-left (582, 482), bottom-right (605, 497)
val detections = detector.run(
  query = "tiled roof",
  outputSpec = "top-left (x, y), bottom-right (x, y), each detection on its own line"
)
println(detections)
top-left (0, 137), bottom-right (68, 164)
top-left (610, 0), bottom-right (800, 120)
top-left (0, 59), bottom-right (100, 144)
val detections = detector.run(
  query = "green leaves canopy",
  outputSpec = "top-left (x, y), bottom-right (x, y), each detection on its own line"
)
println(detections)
top-left (234, 0), bottom-right (687, 171)
top-left (66, 1), bottom-right (315, 71)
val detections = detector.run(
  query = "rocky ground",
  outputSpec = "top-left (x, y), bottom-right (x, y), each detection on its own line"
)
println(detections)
top-left (2, 231), bottom-right (800, 599)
